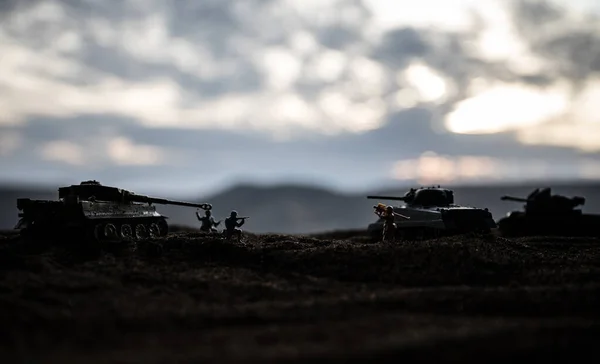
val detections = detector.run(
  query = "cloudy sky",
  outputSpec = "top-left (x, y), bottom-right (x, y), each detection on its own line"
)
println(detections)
top-left (1, 0), bottom-right (599, 197)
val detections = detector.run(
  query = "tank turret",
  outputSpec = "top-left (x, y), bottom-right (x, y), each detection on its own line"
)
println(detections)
top-left (368, 186), bottom-right (454, 207)
top-left (56, 180), bottom-right (212, 210)
top-left (497, 187), bottom-right (598, 237)
top-left (366, 186), bottom-right (496, 242)
top-left (14, 180), bottom-right (213, 248)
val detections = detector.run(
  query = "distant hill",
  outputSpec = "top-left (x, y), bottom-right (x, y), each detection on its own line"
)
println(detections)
top-left (1, 181), bottom-right (599, 234)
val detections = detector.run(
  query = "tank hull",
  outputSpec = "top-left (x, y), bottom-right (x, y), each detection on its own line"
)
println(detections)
top-left (367, 206), bottom-right (496, 242)
top-left (497, 212), bottom-right (600, 237)
top-left (15, 199), bottom-right (170, 244)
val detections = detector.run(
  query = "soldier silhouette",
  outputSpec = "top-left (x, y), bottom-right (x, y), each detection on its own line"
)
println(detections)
top-left (375, 205), bottom-right (397, 243)
top-left (196, 209), bottom-right (220, 233)
top-left (223, 210), bottom-right (247, 241)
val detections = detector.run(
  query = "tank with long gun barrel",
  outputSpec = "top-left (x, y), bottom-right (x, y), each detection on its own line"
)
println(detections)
top-left (14, 180), bottom-right (213, 246)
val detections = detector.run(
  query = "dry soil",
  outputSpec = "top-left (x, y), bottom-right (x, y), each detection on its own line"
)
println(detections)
top-left (1, 229), bottom-right (599, 363)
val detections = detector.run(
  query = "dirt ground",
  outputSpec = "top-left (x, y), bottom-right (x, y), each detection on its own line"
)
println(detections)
top-left (1, 229), bottom-right (599, 363)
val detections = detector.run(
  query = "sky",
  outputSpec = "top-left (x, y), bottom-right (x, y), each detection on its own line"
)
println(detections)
top-left (1, 0), bottom-right (600, 197)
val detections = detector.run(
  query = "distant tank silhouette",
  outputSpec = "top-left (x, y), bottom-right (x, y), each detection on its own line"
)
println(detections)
top-left (366, 186), bottom-right (496, 242)
top-left (497, 187), bottom-right (599, 237)
top-left (14, 180), bottom-right (212, 247)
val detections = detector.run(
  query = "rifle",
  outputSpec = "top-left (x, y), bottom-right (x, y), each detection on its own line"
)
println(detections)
top-left (393, 212), bottom-right (410, 220)
top-left (236, 216), bottom-right (250, 220)
top-left (373, 204), bottom-right (410, 220)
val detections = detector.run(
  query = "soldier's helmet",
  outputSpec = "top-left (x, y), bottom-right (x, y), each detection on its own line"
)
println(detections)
top-left (230, 210), bottom-right (238, 217)
top-left (386, 206), bottom-right (393, 213)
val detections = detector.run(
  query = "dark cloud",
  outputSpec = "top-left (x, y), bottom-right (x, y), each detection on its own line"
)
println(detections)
top-left (370, 25), bottom-right (555, 109)
top-left (13, 116), bottom-right (267, 153)
top-left (6, 107), bottom-right (587, 168)
top-left (510, 0), bottom-right (600, 82)
top-left (77, 45), bottom-right (265, 95)
top-left (372, 28), bottom-right (430, 67)
top-left (77, 47), bottom-right (180, 81)
top-left (0, 0), bottom-right (32, 15)
top-left (315, 26), bottom-right (362, 50)
top-left (325, 107), bottom-right (586, 160)
top-left (169, 0), bottom-right (244, 38)
top-left (511, 0), bottom-right (564, 32)
top-left (539, 31), bottom-right (600, 79)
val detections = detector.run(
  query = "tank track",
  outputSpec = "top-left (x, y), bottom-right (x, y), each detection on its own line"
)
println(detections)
top-left (85, 216), bottom-right (169, 243)
top-left (19, 216), bottom-right (168, 245)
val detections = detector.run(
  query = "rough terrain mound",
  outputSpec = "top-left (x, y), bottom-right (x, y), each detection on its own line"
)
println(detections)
top-left (1, 229), bottom-right (599, 363)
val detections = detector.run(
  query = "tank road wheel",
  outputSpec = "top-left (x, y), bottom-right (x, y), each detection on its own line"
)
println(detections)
top-left (119, 224), bottom-right (137, 253)
top-left (120, 224), bottom-right (133, 239)
top-left (148, 223), bottom-right (161, 238)
top-left (135, 224), bottom-right (148, 240)
top-left (104, 223), bottom-right (118, 240)
top-left (93, 224), bottom-right (104, 241)
top-left (157, 219), bottom-right (169, 236)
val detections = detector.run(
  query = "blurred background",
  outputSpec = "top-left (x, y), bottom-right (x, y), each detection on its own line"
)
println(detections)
top-left (1, 0), bottom-right (599, 233)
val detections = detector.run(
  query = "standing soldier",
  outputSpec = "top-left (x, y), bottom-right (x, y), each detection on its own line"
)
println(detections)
top-left (196, 209), bottom-right (221, 233)
top-left (374, 204), bottom-right (409, 243)
top-left (223, 210), bottom-right (249, 242)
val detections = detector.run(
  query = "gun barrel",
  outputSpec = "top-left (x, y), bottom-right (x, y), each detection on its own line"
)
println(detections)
top-left (130, 195), bottom-right (212, 210)
top-left (500, 196), bottom-right (528, 202)
top-left (394, 212), bottom-right (410, 219)
top-left (237, 216), bottom-right (250, 219)
top-left (367, 195), bottom-right (407, 201)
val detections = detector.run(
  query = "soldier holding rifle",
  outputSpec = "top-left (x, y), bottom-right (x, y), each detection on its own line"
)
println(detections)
top-left (374, 203), bottom-right (410, 243)
top-left (223, 210), bottom-right (249, 242)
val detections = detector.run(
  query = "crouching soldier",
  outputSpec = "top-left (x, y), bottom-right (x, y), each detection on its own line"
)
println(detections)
top-left (196, 209), bottom-right (221, 233)
top-left (223, 210), bottom-right (249, 242)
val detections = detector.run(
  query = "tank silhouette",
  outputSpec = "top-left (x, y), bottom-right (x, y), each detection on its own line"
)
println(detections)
top-left (14, 180), bottom-right (213, 243)
top-left (366, 186), bottom-right (496, 242)
top-left (497, 187), bottom-right (599, 237)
